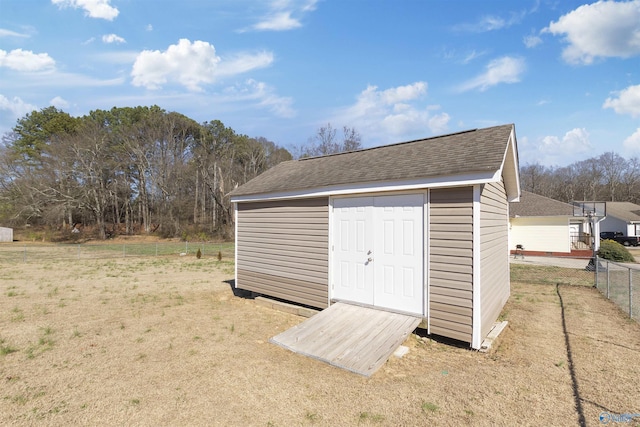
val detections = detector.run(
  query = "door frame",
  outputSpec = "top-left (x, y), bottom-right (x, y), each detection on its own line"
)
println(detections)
top-left (328, 190), bottom-right (428, 317)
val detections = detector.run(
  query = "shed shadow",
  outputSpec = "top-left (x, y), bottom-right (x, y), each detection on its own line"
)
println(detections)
top-left (224, 279), bottom-right (256, 299)
top-left (414, 328), bottom-right (472, 350)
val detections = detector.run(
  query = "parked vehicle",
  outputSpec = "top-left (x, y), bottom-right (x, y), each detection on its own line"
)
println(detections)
top-left (600, 231), bottom-right (640, 247)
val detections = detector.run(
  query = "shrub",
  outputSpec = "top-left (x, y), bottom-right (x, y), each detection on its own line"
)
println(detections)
top-left (598, 240), bottom-right (636, 263)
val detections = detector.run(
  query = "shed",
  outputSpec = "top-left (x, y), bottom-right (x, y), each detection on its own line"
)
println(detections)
top-left (229, 124), bottom-right (520, 349)
top-left (0, 227), bottom-right (13, 243)
top-left (509, 191), bottom-right (590, 254)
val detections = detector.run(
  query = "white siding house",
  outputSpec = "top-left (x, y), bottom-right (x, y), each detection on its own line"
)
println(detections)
top-left (509, 191), bottom-right (588, 254)
top-left (600, 202), bottom-right (640, 237)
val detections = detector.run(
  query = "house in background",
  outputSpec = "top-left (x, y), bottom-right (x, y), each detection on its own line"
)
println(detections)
top-left (509, 191), bottom-right (590, 256)
top-left (599, 202), bottom-right (640, 238)
top-left (230, 124), bottom-right (520, 349)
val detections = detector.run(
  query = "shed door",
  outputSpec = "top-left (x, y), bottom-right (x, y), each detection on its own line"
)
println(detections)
top-left (333, 194), bottom-right (424, 315)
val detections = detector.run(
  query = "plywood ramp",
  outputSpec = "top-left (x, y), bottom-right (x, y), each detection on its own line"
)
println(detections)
top-left (270, 302), bottom-right (421, 377)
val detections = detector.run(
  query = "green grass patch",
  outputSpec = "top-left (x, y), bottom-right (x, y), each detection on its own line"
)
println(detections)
top-left (25, 327), bottom-right (56, 359)
top-left (10, 307), bottom-right (25, 322)
top-left (510, 263), bottom-right (594, 287)
top-left (358, 411), bottom-right (385, 423)
top-left (304, 411), bottom-right (321, 423)
top-left (0, 337), bottom-right (18, 356)
top-left (421, 401), bottom-right (438, 413)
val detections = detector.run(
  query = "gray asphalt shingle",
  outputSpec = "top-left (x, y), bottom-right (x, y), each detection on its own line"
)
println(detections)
top-left (230, 124), bottom-right (514, 197)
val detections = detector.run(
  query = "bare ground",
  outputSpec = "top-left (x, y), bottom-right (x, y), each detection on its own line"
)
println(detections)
top-left (1, 256), bottom-right (639, 426)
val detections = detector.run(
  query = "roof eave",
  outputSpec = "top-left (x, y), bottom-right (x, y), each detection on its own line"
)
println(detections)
top-left (496, 125), bottom-right (520, 202)
top-left (230, 171), bottom-right (498, 203)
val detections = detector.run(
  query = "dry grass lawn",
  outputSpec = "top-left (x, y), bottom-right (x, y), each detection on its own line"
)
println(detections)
top-left (1, 255), bottom-right (639, 426)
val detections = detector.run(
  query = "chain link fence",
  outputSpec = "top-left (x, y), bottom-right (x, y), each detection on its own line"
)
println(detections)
top-left (510, 255), bottom-right (639, 322)
top-left (0, 241), bottom-right (234, 263)
top-left (595, 257), bottom-right (639, 320)
top-left (510, 256), bottom-right (595, 287)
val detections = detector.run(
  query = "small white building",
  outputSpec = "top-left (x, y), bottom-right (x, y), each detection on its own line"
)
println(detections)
top-left (0, 227), bottom-right (13, 243)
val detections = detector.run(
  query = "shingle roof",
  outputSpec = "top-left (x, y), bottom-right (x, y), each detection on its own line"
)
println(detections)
top-left (509, 191), bottom-right (574, 218)
top-left (605, 202), bottom-right (640, 222)
top-left (230, 124), bottom-right (515, 198)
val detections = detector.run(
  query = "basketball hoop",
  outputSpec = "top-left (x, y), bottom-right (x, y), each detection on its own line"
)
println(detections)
top-left (572, 201), bottom-right (607, 269)
top-left (572, 201), bottom-right (606, 219)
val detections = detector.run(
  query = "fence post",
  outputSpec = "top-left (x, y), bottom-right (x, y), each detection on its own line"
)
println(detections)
top-left (630, 268), bottom-right (633, 319)
top-left (606, 260), bottom-right (610, 299)
top-left (594, 256), bottom-right (599, 287)
top-left (23, 245), bottom-right (26, 263)
top-left (123, 244), bottom-right (126, 258)
top-left (185, 241), bottom-right (189, 254)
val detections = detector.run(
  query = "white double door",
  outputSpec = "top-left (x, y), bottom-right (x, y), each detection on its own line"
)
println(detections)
top-left (332, 194), bottom-right (424, 315)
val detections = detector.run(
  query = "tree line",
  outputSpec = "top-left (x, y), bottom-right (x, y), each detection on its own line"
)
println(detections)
top-left (7, 104), bottom-right (632, 241)
top-left (0, 106), bottom-right (364, 241)
top-left (520, 152), bottom-right (640, 205)
top-left (0, 106), bottom-right (294, 239)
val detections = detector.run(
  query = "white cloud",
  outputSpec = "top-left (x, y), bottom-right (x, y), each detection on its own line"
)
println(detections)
top-left (461, 50), bottom-right (486, 64)
top-left (336, 82), bottom-right (450, 142)
top-left (102, 33), bottom-right (126, 44)
top-left (454, 10), bottom-right (527, 33)
top-left (52, 0), bottom-right (119, 21)
top-left (0, 28), bottom-right (29, 38)
top-left (524, 34), bottom-right (542, 48)
top-left (537, 128), bottom-right (592, 165)
top-left (131, 39), bottom-right (273, 91)
top-left (216, 51), bottom-right (275, 78)
top-left (145, 24), bottom-right (153, 32)
top-left (544, 0), bottom-right (640, 65)
top-left (254, 11), bottom-right (301, 31)
top-left (603, 84), bottom-right (640, 117)
top-left (0, 94), bottom-right (38, 121)
top-left (623, 128), bottom-right (640, 153)
top-left (50, 96), bottom-right (69, 109)
top-left (457, 56), bottom-right (525, 92)
top-left (249, 0), bottom-right (318, 32)
top-left (223, 79), bottom-right (295, 118)
top-left (0, 49), bottom-right (55, 72)
top-left (2, 70), bottom-right (124, 89)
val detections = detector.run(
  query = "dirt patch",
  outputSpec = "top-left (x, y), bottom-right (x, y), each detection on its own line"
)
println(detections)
top-left (1, 257), bottom-right (639, 426)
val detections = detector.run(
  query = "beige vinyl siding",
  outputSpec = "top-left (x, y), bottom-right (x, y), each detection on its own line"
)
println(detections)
top-left (236, 198), bottom-right (329, 308)
top-left (429, 187), bottom-right (473, 343)
top-left (479, 181), bottom-right (510, 339)
top-left (509, 216), bottom-right (571, 253)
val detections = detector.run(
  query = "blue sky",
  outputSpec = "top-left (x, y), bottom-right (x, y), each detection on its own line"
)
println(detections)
top-left (1, 0), bottom-right (639, 167)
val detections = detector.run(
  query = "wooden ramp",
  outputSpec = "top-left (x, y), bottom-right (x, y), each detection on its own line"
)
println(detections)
top-left (270, 302), bottom-right (421, 377)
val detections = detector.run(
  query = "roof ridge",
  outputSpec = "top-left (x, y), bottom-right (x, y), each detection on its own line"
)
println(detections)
top-left (230, 123), bottom-right (516, 198)
top-left (298, 127), bottom-right (485, 162)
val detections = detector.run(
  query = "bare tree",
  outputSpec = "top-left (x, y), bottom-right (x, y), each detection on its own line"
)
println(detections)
top-left (297, 123), bottom-right (363, 158)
